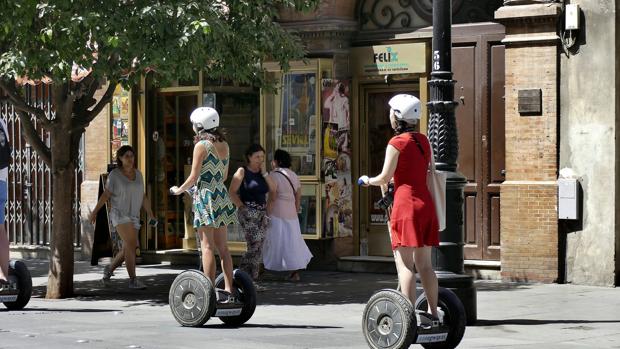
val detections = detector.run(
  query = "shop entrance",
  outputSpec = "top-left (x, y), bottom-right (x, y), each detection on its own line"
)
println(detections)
top-left (359, 84), bottom-right (419, 257)
top-left (146, 90), bottom-right (200, 250)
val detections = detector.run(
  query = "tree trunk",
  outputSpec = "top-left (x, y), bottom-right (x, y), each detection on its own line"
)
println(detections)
top-left (45, 130), bottom-right (75, 299)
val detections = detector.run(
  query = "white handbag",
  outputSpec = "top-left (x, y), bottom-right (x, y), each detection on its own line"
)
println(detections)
top-left (427, 145), bottom-right (447, 231)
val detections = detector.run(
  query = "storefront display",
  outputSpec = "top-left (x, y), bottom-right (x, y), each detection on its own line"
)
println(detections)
top-left (262, 59), bottom-right (335, 239)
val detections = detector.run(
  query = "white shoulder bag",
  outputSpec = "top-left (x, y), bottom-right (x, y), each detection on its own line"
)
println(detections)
top-left (427, 144), bottom-right (447, 231)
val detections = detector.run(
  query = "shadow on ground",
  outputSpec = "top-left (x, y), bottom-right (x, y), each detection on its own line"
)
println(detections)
top-left (24, 259), bottom-right (536, 308)
top-left (475, 319), bottom-right (620, 326)
top-left (29, 267), bottom-right (400, 307)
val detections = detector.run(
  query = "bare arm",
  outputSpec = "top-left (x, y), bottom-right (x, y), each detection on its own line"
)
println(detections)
top-left (368, 145), bottom-right (399, 186)
top-left (223, 143), bottom-right (230, 180)
top-left (228, 167), bottom-right (245, 208)
top-left (266, 174), bottom-right (278, 215)
top-left (89, 189), bottom-right (112, 224)
top-left (295, 188), bottom-right (302, 213)
top-left (171, 142), bottom-right (206, 195)
top-left (142, 194), bottom-right (155, 220)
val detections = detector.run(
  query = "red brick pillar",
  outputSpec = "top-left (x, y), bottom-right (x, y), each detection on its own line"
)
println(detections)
top-left (495, 3), bottom-right (562, 283)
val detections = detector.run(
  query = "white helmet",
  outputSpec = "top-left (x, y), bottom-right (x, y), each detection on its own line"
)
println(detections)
top-left (388, 94), bottom-right (421, 122)
top-left (190, 107), bottom-right (219, 132)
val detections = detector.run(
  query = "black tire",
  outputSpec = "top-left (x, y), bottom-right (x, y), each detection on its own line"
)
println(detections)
top-left (169, 270), bottom-right (216, 327)
top-left (414, 288), bottom-right (466, 349)
top-left (362, 289), bottom-right (417, 349)
top-left (214, 269), bottom-right (256, 326)
top-left (3, 260), bottom-right (32, 310)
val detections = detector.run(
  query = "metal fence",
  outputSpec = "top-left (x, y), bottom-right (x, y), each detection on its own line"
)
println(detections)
top-left (1, 84), bottom-right (83, 247)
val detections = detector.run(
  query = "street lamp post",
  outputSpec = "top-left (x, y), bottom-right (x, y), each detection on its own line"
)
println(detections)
top-left (427, 0), bottom-right (477, 325)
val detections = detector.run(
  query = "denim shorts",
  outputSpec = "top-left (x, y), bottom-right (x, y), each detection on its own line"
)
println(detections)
top-left (109, 208), bottom-right (141, 230)
top-left (0, 180), bottom-right (6, 225)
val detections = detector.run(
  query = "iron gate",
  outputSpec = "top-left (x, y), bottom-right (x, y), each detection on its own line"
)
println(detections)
top-left (1, 84), bottom-right (83, 247)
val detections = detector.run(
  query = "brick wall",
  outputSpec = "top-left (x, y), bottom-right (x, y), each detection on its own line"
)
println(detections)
top-left (277, 0), bottom-right (356, 22)
top-left (501, 183), bottom-right (558, 282)
top-left (504, 45), bottom-right (558, 182)
top-left (497, 4), bottom-right (562, 283)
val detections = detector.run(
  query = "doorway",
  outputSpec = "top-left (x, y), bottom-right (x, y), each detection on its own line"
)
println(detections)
top-left (453, 27), bottom-right (505, 261)
top-left (358, 84), bottom-right (419, 256)
top-left (146, 91), bottom-right (200, 250)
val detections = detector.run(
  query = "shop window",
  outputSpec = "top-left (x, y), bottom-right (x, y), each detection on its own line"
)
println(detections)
top-left (262, 59), bottom-right (347, 239)
top-left (110, 85), bottom-right (132, 159)
top-left (299, 183), bottom-right (321, 239)
top-left (265, 71), bottom-right (318, 177)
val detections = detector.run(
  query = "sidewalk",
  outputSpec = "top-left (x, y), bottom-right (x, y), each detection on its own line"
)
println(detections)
top-left (0, 259), bottom-right (619, 348)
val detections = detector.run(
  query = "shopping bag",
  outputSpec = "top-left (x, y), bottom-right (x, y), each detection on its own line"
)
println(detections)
top-left (427, 168), bottom-right (447, 231)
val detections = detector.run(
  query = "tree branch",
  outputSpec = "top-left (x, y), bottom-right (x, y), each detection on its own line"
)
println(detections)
top-left (73, 81), bottom-right (116, 131)
top-left (80, 76), bottom-right (100, 109)
top-left (16, 110), bottom-right (52, 167)
top-left (0, 79), bottom-right (52, 128)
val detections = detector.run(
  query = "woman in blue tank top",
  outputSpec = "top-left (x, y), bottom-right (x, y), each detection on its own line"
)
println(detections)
top-left (229, 144), bottom-right (275, 282)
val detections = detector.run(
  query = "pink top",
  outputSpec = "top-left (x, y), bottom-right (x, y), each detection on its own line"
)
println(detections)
top-left (268, 168), bottom-right (301, 220)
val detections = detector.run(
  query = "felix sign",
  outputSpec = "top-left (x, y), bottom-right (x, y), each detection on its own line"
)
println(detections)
top-left (352, 43), bottom-right (426, 76)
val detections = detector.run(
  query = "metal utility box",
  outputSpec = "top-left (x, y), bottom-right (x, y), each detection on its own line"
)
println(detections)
top-left (558, 178), bottom-right (579, 220)
top-left (565, 4), bottom-right (580, 30)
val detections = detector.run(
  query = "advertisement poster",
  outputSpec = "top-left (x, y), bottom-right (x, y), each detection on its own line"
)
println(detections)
top-left (280, 73), bottom-right (317, 175)
top-left (321, 79), bottom-right (352, 237)
top-left (280, 73), bottom-right (316, 151)
top-left (111, 86), bottom-right (131, 159)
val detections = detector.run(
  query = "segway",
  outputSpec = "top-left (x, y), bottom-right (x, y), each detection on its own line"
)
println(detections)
top-left (363, 288), bottom-right (466, 349)
top-left (169, 268), bottom-right (257, 327)
top-left (168, 186), bottom-right (257, 327)
top-left (1, 260), bottom-right (32, 310)
top-left (358, 178), bottom-right (466, 348)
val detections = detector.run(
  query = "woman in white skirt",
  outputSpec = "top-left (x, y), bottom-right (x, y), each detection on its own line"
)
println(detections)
top-left (263, 149), bottom-right (313, 281)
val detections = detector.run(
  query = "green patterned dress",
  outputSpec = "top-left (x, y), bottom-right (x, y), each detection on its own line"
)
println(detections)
top-left (193, 141), bottom-right (238, 228)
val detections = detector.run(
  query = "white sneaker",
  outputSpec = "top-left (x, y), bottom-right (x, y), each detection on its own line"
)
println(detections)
top-left (128, 278), bottom-right (146, 290)
top-left (103, 265), bottom-right (114, 280)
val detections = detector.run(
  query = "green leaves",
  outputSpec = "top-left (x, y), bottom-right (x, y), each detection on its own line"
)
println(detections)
top-left (0, 0), bottom-right (319, 87)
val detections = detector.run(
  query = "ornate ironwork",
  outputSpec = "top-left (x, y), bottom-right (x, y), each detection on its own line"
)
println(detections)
top-left (358, 0), bottom-right (417, 30)
top-left (2, 84), bottom-right (83, 247)
top-left (411, 0), bottom-right (464, 22)
top-left (357, 0), bottom-right (502, 31)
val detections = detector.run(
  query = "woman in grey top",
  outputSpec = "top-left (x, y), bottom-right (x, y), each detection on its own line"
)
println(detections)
top-left (89, 145), bottom-right (155, 289)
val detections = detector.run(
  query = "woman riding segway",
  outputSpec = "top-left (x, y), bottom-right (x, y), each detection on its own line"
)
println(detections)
top-left (358, 94), bottom-right (465, 348)
top-left (168, 107), bottom-right (256, 327)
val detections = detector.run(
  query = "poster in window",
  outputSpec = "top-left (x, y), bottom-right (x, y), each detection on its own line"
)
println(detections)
top-left (110, 86), bottom-right (131, 159)
top-left (279, 73), bottom-right (317, 175)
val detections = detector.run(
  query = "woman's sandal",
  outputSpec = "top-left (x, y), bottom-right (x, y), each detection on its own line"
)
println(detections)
top-left (287, 271), bottom-right (300, 282)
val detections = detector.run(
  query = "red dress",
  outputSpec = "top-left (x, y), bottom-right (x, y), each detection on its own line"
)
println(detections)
top-left (388, 132), bottom-right (439, 249)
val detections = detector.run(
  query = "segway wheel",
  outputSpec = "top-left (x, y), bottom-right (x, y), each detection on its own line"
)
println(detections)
top-left (3, 260), bottom-right (32, 310)
top-left (214, 269), bottom-right (256, 326)
top-left (414, 288), bottom-right (466, 349)
top-left (169, 270), bottom-right (216, 327)
top-left (363, 289), bottom-right (416, 349)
